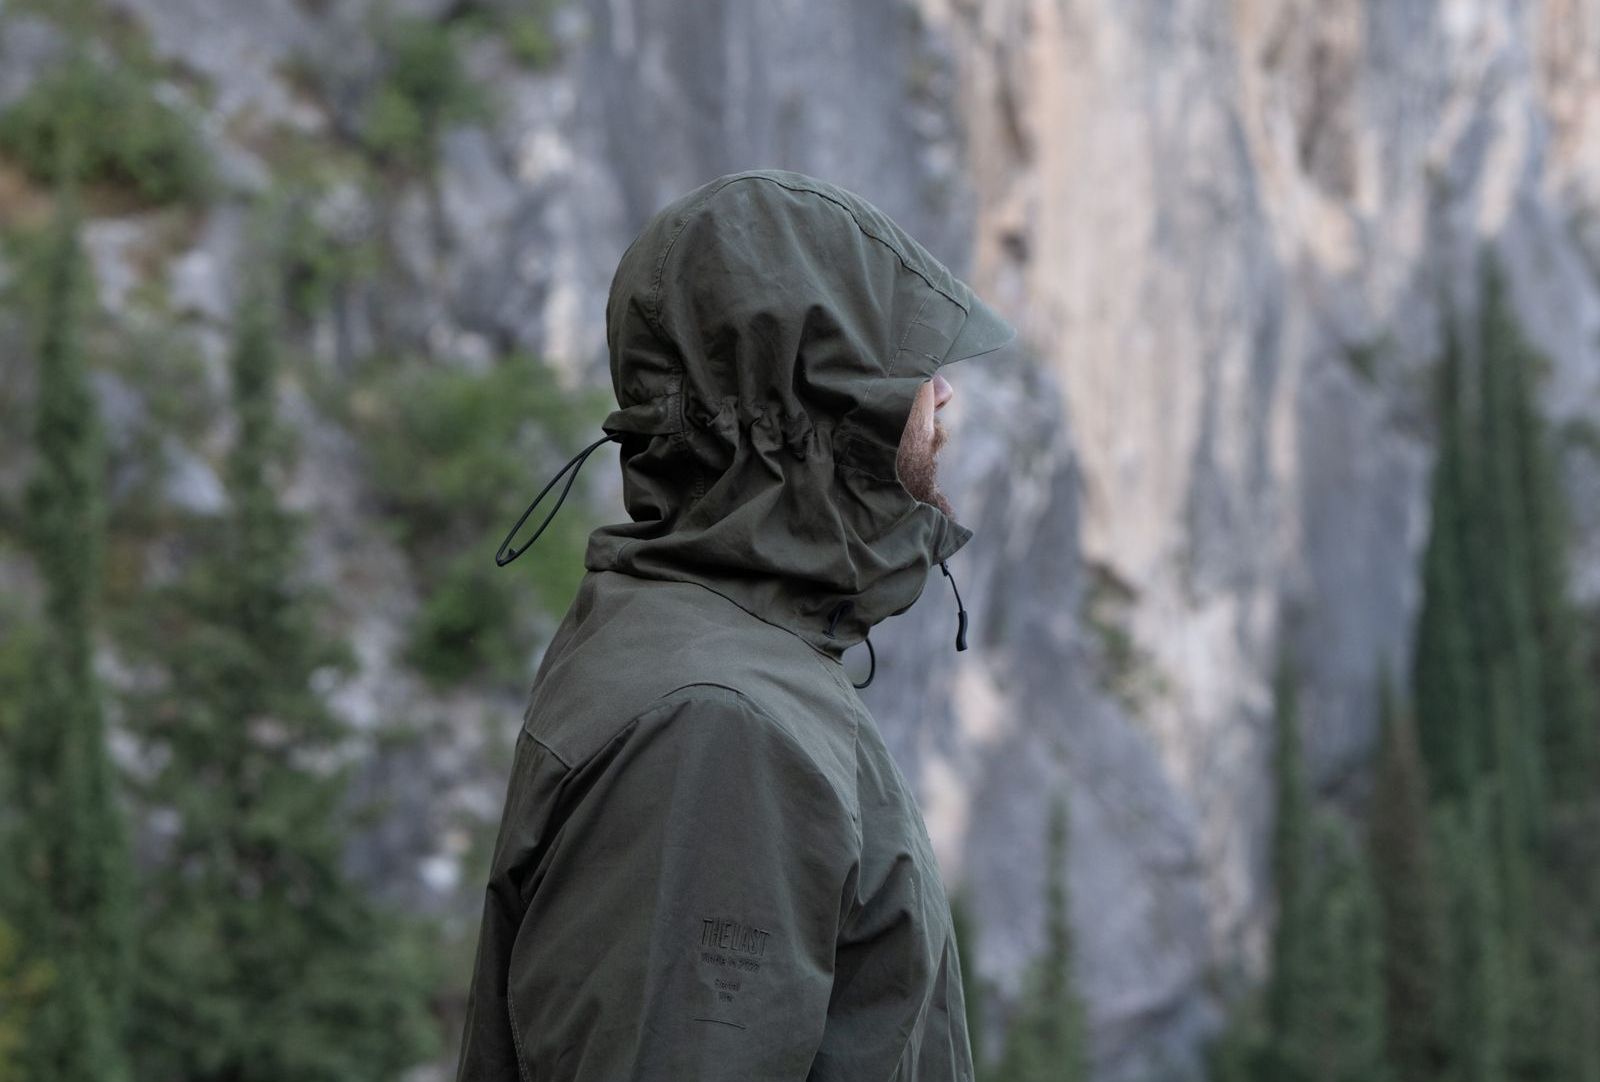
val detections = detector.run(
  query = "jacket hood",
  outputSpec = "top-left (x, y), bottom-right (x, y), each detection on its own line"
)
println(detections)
top-left (585, 169), bottom-right (1015, 659)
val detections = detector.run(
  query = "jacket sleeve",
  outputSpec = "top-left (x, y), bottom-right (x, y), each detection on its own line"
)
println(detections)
top-left (505, 685), bottom-right (860, 1081)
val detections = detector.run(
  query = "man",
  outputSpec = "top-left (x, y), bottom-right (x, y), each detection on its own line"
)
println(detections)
top-left (457, 168), bottom-right (1015, 1081)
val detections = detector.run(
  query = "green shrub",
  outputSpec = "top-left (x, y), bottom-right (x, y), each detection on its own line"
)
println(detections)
top-left (504, 10), bottom-right (562, 70)
top-left (405, 549), bottom-right (523, 684)
top-left (453, 0), bottom-right (564, 71)
top-left (360, 17), bottom-right (490, 171)
top-left (0, 57), bottom-right (210, 205)
top-left (275, 194), bottom-right (381, 320)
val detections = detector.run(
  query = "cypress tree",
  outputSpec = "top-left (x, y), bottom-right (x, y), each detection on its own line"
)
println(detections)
top-left (5, 183), bottom-right (136, 1081)
top-left (1545, 942), bottom-right (1600, 1082)
top-left (0, 920), bottom-right (46, 1082)
top-left (1259, 657), bottom-right (1388, 1082)
top-left (1205, 1008), bottom-right (1270, 1082)
top-left (1472, 259), bottom-right (1549, 846)
top-left (1403, 253), bottom-right (1600, 1082)
top-left (1300, 815), bottom-right (1388, 1082)
top-left (949, 885), bottom-right (988, 1073)
top-left (123, 260), bottom-right (438, 1082)
top-left (1263, 653), bottom-right (1315, 1081)
top-left (1413, 313), bottom-right (1484, 801)
top-left (1435, 786), bottom-right (1509, 1082)
top-left (991, 790), bottom-right (1089, 1082)
top-left (1367, 674), bottom-right (1446, 1082)
top-left (1480, 256), bottom-right (1597, 801)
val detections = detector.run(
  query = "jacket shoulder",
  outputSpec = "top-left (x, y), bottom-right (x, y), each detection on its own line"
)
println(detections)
top-left (523, 576), bottom-right (859, 782)
top-left (591, 682), bottom-right (861, 836)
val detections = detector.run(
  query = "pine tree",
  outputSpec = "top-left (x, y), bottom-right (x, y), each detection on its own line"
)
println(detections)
top-left (123, 262), bottom-right (439, 1082)
top-left (991, 791), bottom-right (1089, 1082)
top-left (1366, 675), bottom-right (1446, 1082)
top-left (4, 183), bottom-right (136, 1081)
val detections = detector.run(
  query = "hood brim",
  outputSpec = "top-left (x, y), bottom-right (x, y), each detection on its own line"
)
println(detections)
top-left (944, 292), bottom-right (1017, 365)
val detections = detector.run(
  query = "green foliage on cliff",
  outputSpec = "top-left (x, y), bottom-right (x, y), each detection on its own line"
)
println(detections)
top-left (0, 55), bottom-right (210, 205)
top-left (361, 15), bottom-right (491, 172)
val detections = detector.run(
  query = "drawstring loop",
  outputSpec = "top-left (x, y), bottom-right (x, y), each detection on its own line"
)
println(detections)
top-left (940, 560), bottom-right (969, 651)
top-left (495, 433), bottom-right (621, 567)
top-left (853, 636), bottom-right (876, 689)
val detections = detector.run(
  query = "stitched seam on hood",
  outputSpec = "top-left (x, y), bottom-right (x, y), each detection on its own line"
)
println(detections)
top-left (724, 173), bottom-right (973, 317)
top-left (644, 174), bottom-right (745, 343)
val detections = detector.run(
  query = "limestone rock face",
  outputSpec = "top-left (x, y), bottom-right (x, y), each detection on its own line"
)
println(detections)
top-left (10, 0), bottom-right (1600, 1077)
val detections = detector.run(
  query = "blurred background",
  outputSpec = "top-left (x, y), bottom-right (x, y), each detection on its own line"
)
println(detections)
top-left (2, 0), bottom-right (1599, 1079)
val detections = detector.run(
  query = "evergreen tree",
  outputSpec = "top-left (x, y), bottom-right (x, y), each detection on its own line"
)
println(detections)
top-left (1434, 787), bottom-right (1509, 1082)
top-left (1413, 312), bottom-right (1484, 801)
top-left (991, 791), bottom-right (1089, 1082)
top-left (123, 262), bottom-right (439, 1082)
top-left (949, 885), bottom-right (988, 1073)
top-left (4, 184), bottom-right (136, 1081)
top-left (1477, 256), bottom-right (1596, 802)
top-left (1260, 658), bottom-right (1388, 1082)
top-left (1406, 257), bottom-right (1600, 1082)
top-left (0, 918), bottom-right (51, 1082)
top-left (1472, 260), bottom-right (1549, 851)
top-left (1300, 815), bottom-right (1389, 1082)
top-left (1262, 652), bottom-right (1314, 1080)
top-left (1367, 675), bottom-right (1446, 1082)
top-left (1205, 1007), bottom-right (1271, 1082)
top-left (1543, 940), bottom-right (1600, 1082)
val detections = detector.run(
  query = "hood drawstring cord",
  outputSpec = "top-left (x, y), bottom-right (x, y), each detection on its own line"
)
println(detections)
top-left (495, 433), bottom-right (622, 568)
top-left (940, 560), bottom-right (969, 652)
top-left (821, 559), bottom-right (968, 690)
top-left (826, 600), bottom-right (876, 690)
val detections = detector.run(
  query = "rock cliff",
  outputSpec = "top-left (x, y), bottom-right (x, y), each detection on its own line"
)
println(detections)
top-left (2, 0), bottom-right (1597, 1077)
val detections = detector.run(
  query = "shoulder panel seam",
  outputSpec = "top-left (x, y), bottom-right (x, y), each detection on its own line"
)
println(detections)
top-left (624, 681), bottom-right (862, 833)
top-left (525, 729), bottom-right (573, 770)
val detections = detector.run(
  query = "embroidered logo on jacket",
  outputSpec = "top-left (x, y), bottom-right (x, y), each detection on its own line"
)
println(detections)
top-left (698, 917), bottom-right (770, 957)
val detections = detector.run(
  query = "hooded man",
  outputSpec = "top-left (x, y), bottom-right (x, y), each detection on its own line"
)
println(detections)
top-left (456, 168), bottom-right (1015, 1081)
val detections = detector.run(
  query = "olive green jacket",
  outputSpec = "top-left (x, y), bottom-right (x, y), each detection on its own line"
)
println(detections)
top-left (455, 169), bottom-right (1014, 1081)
